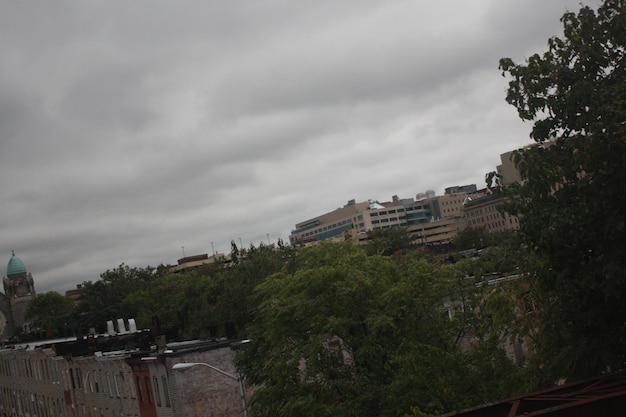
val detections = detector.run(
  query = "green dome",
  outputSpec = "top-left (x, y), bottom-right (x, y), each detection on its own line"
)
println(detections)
top-left (7, 250), bottom-right (27, 276)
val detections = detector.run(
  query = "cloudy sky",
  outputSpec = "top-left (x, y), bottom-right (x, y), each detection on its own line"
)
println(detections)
top-left (1, 0), bottom-right (598, 293)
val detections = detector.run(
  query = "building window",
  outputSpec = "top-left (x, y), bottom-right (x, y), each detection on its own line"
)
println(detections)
top-left (153, 377), bottom-right (162, 406)
top-left (114, 374), bottom-right (121, 398)
top-left (145, 377), bottom-right (153, 403)
top-left (136, 377), bottom-right (144, 402)
top-left (85, 372), bottom-right (94, 393)
top-left (107, 374), bottom-right (113, 398)
top-left (161, 376), bottom-right (171, 407)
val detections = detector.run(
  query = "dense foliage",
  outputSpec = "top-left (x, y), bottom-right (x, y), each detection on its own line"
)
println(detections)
top-left (25, 232), bottom-right (528, 416)
top-left (69, 243), bottom-right (291, 339)
top-left (25, 291), bottom-right (75, 336)
top-left (498, 0), bottom-right (626, 382)
top-left (236, 242), bottom-right (525, 417)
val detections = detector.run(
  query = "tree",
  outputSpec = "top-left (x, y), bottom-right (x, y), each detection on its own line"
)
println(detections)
top-left (365, 227), bottom-right (416, 256)
top-left (498, 0), bottom-right (626, 382)
top-left (236, 242), bottom-right (524, 416)
top-left (452, 227), bottom-right (491, 251)
top-left (26, 291), bottom-right (75, 336)
top-left (72, 264), bottom-right (158, 333)
top-left (120, 242), bottom-right (292, 340)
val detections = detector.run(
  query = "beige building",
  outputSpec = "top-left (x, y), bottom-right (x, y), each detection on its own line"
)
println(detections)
top-left (0, 330), bottom-right (252, 417)
top-left (463, 191), bottom-right (519, 233)
top-left (289, 196), bottom-right (435, 246)
top-left (169, 253), bottom-right (230, 274)
top-left (291, 145), bottom-right (536, 247)
top-left (0, 346), bottom-right (70, 417)
top-left (496, 150), bottom-right (523, 186)
top-left (290, 190), bottom-right (475, 247)
top-left (408, 216), bottom-right (467, 245)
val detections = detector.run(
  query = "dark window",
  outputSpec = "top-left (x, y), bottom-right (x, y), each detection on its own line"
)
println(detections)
top-left (145, 377), bottom-right (153, 403)
top-left (136, 378), bottom-right (144, 402)
top-left (153, 377), bottom-right (162, 406)
top-left (162, 376), bottom-right (171, 407)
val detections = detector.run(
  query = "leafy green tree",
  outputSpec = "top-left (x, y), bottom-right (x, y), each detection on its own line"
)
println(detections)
top-left (121, 242), bottom-right (292, 340)
top-left (237, 242), bottom-right (523, 416)
top-left (26, 291), bottom-right (75, 335)
top-left (498, 0), bottom-right (626, 382)
top-left (452, 227), bottom-right (492, 251)
top-left (365, 227), bottom-right (416, 256)
top-left (72, 264), bottom-right (158, 333)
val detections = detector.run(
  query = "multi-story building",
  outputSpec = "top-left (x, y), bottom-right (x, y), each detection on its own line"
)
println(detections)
top-left (459, 147), bottom-right (528, 233)
top-left (496, 150), bottom-right (524, 186)
top-left (289, 196), bottom-right (434, 246)
top-left (169, 253), bottom-right (230, 274)
top-left (290, 188), bottom-right (476, 247)
top-left (0, 323), bottom-right (251, 417)
top-left (408, 216), bottom-right (467, 245)
top-left (289, 200), bottom-right (371, 245)
top-left (463, 190), bottom-right (520, 233)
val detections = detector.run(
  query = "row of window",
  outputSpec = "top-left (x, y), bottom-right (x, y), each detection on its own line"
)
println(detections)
top-left (372, 217), bottom-right (400, 224)
top-left (466, 204), bottom-right (499, 217)
top-left (136, 375), bottom-right (171, 408)
top-left (0, 369), bottom-right (173, 417)
top-left (0, 387), bottom-right (65, 417)
top-left (440, 198), bottom-right (463, 206)
top-left (300, 215), bottom-right (364, 238)
top-left (0, 357), bottom-right (58, 381)
top-left (370, 204), bottom-right (431, 217)
top-left (72, 367), bottom-right (171, 408)
top-left (370, 208), bottom-right (403, 216)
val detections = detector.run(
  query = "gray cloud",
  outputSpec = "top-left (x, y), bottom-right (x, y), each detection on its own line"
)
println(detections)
top-left (0, 0), bottom-right (598, 292)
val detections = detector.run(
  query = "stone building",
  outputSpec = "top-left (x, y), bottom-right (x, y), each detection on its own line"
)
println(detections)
top-left (0, 328), bottom-right (252, 417)
top-left (0, 251), bottom-right (37, 339)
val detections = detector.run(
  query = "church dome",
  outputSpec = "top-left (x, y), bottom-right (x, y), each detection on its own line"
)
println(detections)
top-left (7, 250), bottom-right (27, 276)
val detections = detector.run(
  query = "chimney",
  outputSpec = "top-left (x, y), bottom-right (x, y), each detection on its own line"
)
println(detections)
top-left (117, 318), bottom-right (128, 334)
top-left (107, 320), bottom-right (116, 335)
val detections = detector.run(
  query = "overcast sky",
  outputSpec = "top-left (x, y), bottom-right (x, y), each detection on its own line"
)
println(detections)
top-left (1, 0), bottom-right (598, 293)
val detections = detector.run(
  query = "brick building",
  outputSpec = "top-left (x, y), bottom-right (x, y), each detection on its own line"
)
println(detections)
top-left (0, 325), bottom-right (251, 417)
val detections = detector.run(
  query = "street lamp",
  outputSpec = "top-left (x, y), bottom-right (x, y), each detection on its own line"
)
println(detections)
top-left (172, 362), bottom-right (249, 417)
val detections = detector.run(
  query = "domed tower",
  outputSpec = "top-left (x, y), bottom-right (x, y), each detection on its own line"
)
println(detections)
top-left (1, 251), bottom-right (37, 337)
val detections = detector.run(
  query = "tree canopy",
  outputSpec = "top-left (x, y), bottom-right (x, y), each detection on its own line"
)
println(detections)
top-left (26, 291), bottom-right (75, 335)
top-left (236, 242), bottom-right (525, 417)
top-left (498, 0), bottom-right (626, 382)
top-left (21, 236), bottom-right (529, 415)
